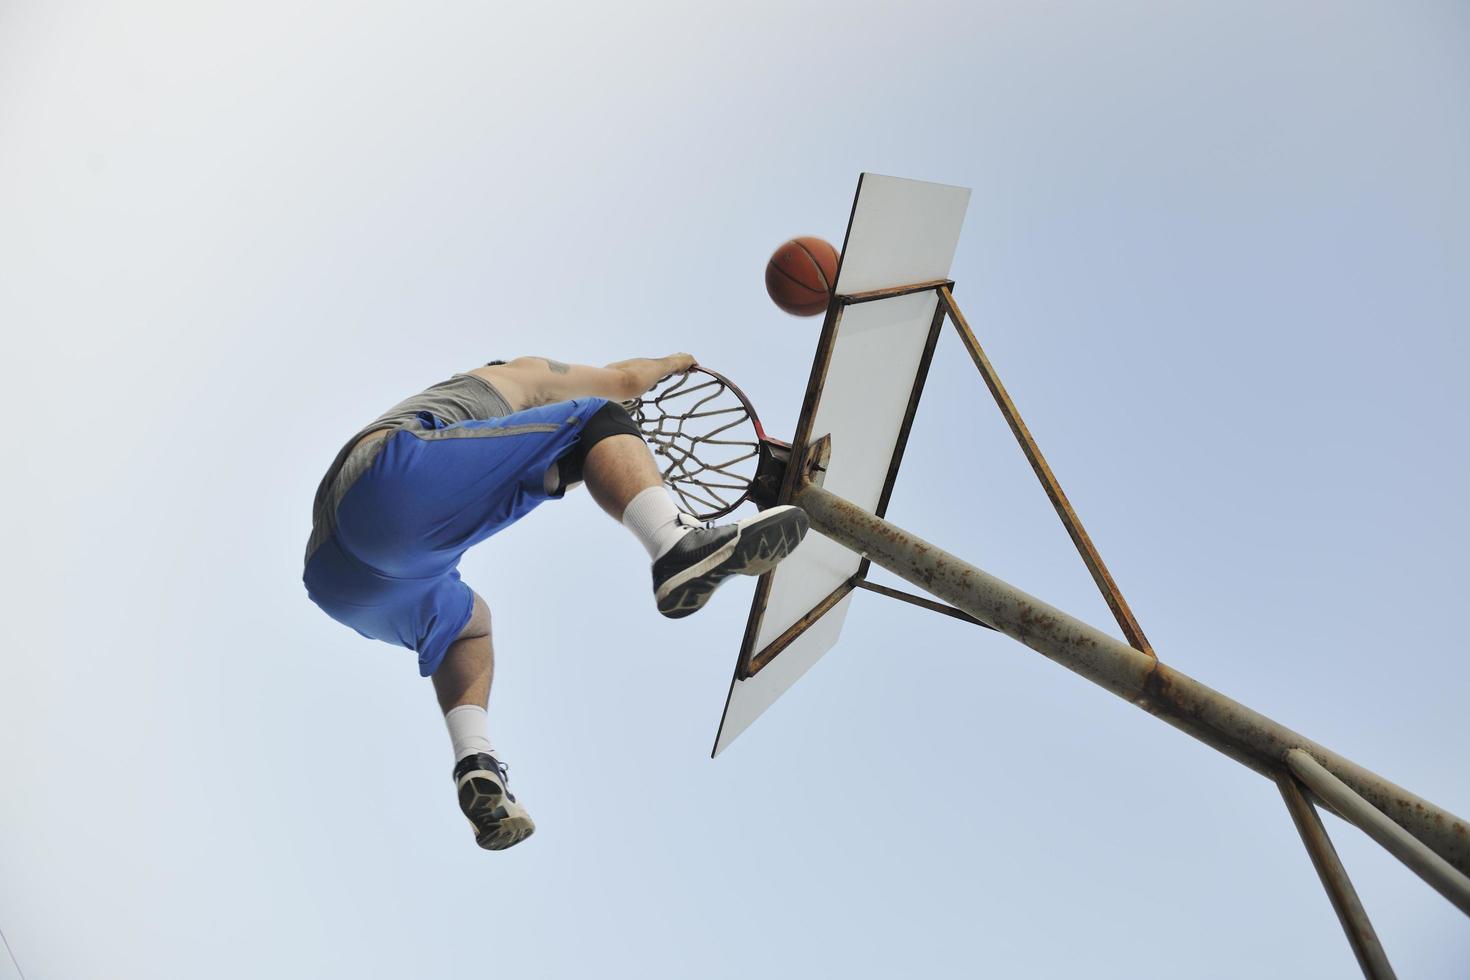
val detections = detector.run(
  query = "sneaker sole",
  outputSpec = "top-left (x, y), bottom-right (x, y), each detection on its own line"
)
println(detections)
top-left (656, 506), bottom-right (810, 619)
top-left (457, 773), bottom-right (536, 851)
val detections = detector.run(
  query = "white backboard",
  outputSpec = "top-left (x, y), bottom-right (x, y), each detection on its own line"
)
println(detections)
top-left (714, 174), bottom-right (971, 756)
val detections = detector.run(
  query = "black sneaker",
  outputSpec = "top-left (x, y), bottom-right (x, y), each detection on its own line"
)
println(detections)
top-left (453, 753), bottom-right (535, 851)
top-left (652, 505), bottom-right (810, 619)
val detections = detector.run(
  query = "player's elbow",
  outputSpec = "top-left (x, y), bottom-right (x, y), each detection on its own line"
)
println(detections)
top-left (611, 367), bottom-right (642, 401)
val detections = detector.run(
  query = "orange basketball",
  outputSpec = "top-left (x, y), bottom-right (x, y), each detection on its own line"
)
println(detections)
top-left (765, 236), bottom-right (839, 316)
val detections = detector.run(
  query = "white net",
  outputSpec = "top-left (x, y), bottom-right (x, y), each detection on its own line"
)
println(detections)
top-left (624, 369), bottom-right (762, 520)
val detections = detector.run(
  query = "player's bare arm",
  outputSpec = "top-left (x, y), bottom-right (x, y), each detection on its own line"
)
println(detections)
top-left (472, 354), bottom-right (697, 411)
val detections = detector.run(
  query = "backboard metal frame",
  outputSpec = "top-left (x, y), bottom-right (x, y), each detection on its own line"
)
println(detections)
top-left (733, 280), bottom-right (952, 680)
top-left (714, 174), bottom-right (972, 758)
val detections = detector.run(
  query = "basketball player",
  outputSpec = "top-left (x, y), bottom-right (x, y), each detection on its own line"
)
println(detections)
top-left (302, 355), bottom-right (809, 850)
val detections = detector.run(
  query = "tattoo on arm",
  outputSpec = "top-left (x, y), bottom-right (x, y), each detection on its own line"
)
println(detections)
top-left (539, 357), bottom-right (570, 375)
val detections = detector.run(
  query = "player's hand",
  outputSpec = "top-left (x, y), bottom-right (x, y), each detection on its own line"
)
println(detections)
top-left (665, 353), bottom-right (698, 375)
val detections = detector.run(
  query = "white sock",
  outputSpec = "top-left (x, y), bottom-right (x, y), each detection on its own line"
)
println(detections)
top-left (621, 486), bottom-right (691, 559)
top-left (445, 704), bottom-right (494, 762)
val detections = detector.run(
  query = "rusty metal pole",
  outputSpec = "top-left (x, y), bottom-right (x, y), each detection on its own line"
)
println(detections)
top-left (791, 480), bottom-right (1470, 881)
top-left (1277, 773), bottom-right (1397, 979)
top-left (1286, 750), bottom-right (1470, 916)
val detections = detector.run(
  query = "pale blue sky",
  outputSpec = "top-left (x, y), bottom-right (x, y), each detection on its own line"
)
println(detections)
top-left (2, 2), bottom-right (1467, 977)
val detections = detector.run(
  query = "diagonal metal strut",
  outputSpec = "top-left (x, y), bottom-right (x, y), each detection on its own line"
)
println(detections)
top-left (939, 285), bottom-right (1156, 658)
top-left (1277, 772), bottom-right (1397, 979)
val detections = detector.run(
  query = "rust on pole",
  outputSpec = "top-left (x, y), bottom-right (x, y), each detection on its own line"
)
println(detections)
top-left (1277, 772), bottom-right (1397, 979)
top-left (791, 479), bottom-right (1470, 879)
top-left (938, 285), bottom-right (1155, 658)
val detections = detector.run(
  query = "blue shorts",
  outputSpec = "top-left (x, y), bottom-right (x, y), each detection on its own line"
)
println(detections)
top-left (303, 397), bottom-right (607, 675)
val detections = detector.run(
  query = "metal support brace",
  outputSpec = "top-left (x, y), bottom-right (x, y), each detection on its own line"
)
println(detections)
top-left (764, 281), bottom-right (1465, 970)
top-left (939, 286), bottom-right (1156, 658)
top-left (1277, 772), bottom-right (1397, 979)
top-left (855, 580), bottom-right (994, 630)
top-left (1286, 750), bottom-right (1470, 916)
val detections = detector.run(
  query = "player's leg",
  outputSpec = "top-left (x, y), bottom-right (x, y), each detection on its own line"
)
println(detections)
top-left (581, 432), bottom-right (667, 521)
top-left (432, 591), bottom-right (534, 852)
top-left (432, 592), bottom-right (495, 716)
top-left (571, 404), bottom-right (810, 618)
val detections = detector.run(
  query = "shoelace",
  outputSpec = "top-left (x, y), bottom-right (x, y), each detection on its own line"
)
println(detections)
top-left (476, 756), bottom-right (514, 801)
top-left (458, 753), bottom-right (512, 786)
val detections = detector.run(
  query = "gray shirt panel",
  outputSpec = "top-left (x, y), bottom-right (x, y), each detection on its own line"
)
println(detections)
top-left (305, 372), bottom-right (513, 565)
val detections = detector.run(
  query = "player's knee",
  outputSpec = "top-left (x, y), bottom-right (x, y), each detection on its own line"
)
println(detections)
top-left (560, 401), bottom-right (641, 485)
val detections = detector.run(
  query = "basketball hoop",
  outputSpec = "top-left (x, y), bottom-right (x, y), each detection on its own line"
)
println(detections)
top-left (623, 367), bottom-right (782, 521)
